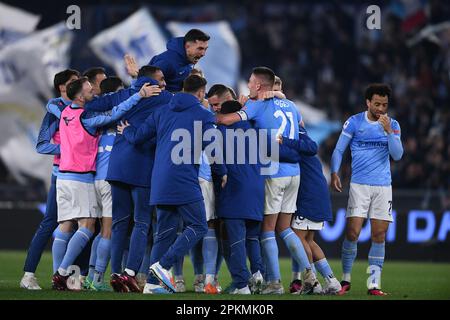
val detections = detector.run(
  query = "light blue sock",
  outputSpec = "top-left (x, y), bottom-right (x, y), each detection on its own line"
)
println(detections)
top-left (202, 228), bottom-right (218, 278)
top-left (342, 238), bottom-right (357, 281)
top-left (368, 241), bottom-right (385, 288)
top-left (261, 231), bottom-right (280, 282)
top-left (95, 237), bottom-right (111, 274)
top-left (52, 229), bottom-right (73, 273)
top-left (88, 234), bottom-right (101, 280)
top-left (314, 258), bottom-right (334, 280)
top-left (280, 228), bottom-right (311, 272)
top-left (292, 258), bottom-right (301, 273)
top-left (190, 239), bottom-right (204, 276)
top-left (311, 263), bottom-right (317, 274)
top-left (59, 227), bottom-right (93, 273)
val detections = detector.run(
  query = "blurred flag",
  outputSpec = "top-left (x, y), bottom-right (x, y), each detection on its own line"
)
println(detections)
top-left (407, 21), bottom-right (450, 47)
top-left (89, 8), bottom-right (166, 83)
top-left (0, 2), bottom-right (40, 49)
top-left (167, 21), bottom-right (240, 90)
top-left (0, 23), bottom-right (73, 186)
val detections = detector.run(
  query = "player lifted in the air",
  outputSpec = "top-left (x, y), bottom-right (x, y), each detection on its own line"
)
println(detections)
top-left (330, 83), bottom-right (403, 296)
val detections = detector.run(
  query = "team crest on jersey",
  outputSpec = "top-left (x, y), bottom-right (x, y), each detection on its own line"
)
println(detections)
top-left (63, 116), bottom-right (75, 126)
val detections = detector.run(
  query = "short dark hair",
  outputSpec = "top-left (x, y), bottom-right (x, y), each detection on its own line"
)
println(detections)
top-left (66, 77), bottom-right (89, 101)
top-left (365, 83), bottom-right (392, 101)
top-left (137, 65), bottom-right (162, 78)
top-left (207, 84), bottom-right (237, 100)
top-left (184, 29), bottom-right (210, 43)
top-left (183, 75), bottom-right (207, 93)
top-left (53, 69), bottom-right (80, 93)
top-left (100, 76), bottom-right (124, 94)
top-left (83, 67), bottom-right (106, 83)
top-left (252, 67), bottom-right (275, 88)
top-left (220, 100), bottom-right (242, 114)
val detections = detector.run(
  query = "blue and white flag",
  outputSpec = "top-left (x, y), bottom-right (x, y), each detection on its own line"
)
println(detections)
top-left (0, 23), bottom-right (73, 186)
top-left (89, 8), bottom-right (167, 83)
top-left (167, 21), bottom-right (240, 90)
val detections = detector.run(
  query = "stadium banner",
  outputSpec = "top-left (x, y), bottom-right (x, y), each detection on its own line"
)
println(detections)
top-left (0, 23), bottom-right (73, 186)
top-left (166, 20), bottom-right (240, 90)
top-left (0, 2), bottom-right (41, 49)
top-left (89, 7), bottom-right (167, 84)
top-left (2, 192), bottom-right (450, 261)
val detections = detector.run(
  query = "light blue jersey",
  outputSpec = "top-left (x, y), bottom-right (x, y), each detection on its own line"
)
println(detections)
top-left (95, 127), bottom-right (116, 181)
top-left (238, 97), bottom-right (301, 178)
top-left (332, 111), bottom-right (402, 186)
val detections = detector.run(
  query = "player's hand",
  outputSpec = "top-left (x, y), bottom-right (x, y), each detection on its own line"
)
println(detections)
top-left (378, 114), bottom-right (392, 134)
top-left (139, 84), bottom-right (161, 98)
top-left (221, 175), bottom-right (228, 188)
top-left (277, 134), bottom-right (283, 144)
top-left (331, 173), bottom-right (342, 192)
top-left (117, 120), bottom-right (130, 135)
top-left (238, 94), bottom-right (249, 106)
top-left (124, 54), bottom-right (139, 78)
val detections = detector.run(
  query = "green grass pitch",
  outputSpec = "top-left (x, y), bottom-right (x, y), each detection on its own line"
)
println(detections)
top-left (1, 251), bottom-right (449, 300)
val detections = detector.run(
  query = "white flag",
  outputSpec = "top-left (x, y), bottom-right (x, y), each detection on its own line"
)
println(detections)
top-left (89, 8), bottom-right (167, 83)
top-left (166, 21), bottom-right (240, 89)
top-left (0, 2), bottom-right (40, 49)
top-left (0, 23), bottom-right (74, 186)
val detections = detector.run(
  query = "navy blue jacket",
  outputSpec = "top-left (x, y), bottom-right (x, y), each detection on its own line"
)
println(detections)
top-left (148, 37), bottom-right (193, 93)
top-left (86, 77), bottom-right (172, 187)
top-left (122, 92), bottom-right (217, 205)
top-left (216, 122), bottom-right (265, 222)
top-left (281, 130), bottom-right (333, 222)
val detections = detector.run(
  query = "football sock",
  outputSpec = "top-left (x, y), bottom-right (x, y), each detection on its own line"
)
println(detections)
top-left (203, 228), bottom-right (218, 283)
top-left (87, 234), bottom-right (101, 280)
top-left (59, 227), bottom-right (93, 273)
top-left (342, 238), bottom-right (357, 282)
top-left (52, 228), bottom-right (74, 273)
top-left (261, 231), bottom-right (280, 282)
top-left (95, 237), bottom-right (111, 274)
top-left (280, 228), bottom-right (311, 271)
top-left (314, 258), bottom-right (334, 280)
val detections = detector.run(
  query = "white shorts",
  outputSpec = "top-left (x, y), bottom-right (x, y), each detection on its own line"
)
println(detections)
top-left (347, 183), bottom-right (393, 222)
top-left (291, 216), bottom-right (324, 231)
top-left (199, 178), bottom-right (216, 221)
top-left (56, 179), bottom-right (99, 223)
top-left (95, 180), bottom-right (112, 218)
top-left (264, 175), bottom-right (300, 215)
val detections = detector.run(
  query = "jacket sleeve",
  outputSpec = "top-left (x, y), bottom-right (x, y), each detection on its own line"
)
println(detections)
top-left (81, 93), bottom-right (142, 130)
top-left (283, 133), bottom-right (318, 156)
top-left (122, 112), bottom-right (157, 145)
top-left (35, 112), bottom-right (60, 155)
top-left (84, 89), bottom-right (131, 112)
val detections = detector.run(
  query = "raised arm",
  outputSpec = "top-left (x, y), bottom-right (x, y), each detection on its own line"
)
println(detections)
top-left (379, 116), bottom-right (403, 161)
top-left (118, 112), bottom-right (157, 145)
top-left (282, 132), bottom-right (318, 156)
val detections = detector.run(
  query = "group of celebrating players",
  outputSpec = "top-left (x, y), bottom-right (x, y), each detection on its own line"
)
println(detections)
top-left (19, 28), bottom-right (403, 296)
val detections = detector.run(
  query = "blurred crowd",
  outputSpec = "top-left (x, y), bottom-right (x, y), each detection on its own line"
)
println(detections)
top-left (1, 0), bottom-right (449, 202)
